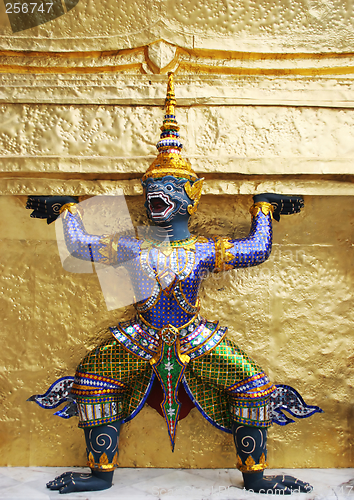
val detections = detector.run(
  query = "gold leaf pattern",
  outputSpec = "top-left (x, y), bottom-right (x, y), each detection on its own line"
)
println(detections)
top-left (259, 453), bottom-right (266, 466)
top-left (213, 237), bottom-right (235, 272)
top-left (245, 455), bottom-right (256, 468)
top-left (236, 453), bottom-right (269, 472)
top-left (99, 452), bottom-right (109, 465)
top-left (185, 178), bottom-right (204, 215)
top-left (87, 451), bottom-right (119, 471)
top-left (59, 203), bottom-right (84, 221)
top-left (236, 454), bottom-right (243, 469)
top-left (87, 452), bottom-right (95, 467)
top-left (98, 234), bottom-right (121, 264)
top-left (112, 451), bottom-right (119, 466)
top-left (249, 202), bottom-right (274, 219)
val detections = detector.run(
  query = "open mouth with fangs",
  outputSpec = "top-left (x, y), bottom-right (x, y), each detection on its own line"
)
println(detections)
top-left (147, 191), bottom-right (175, 219)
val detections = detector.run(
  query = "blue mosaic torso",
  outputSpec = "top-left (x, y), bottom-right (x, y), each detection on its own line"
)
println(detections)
top-left (62, 209), bottom-right (272, 358)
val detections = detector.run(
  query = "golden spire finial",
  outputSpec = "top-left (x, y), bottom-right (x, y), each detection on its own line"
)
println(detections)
top-left (142, 72), bottom-right (199, 183)
top-left (165, 72), bottom-right (176, 116)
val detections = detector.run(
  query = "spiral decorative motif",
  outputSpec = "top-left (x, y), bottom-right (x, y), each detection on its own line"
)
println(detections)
top-left (241, 435), bottom-right (256, 454)
top-left (95, 432), bottom-right (113, 451)
top-left (51, 203), bottom-right (62, 215)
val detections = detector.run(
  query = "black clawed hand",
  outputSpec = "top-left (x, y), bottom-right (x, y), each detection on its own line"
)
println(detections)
top-left (253, 193), bottom-right (304, 221)
top-left (26, 196), bottom-right (78, 224)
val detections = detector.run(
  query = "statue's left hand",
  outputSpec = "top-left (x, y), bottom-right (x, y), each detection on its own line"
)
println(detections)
top-left (26, 196), bottom-right (78, 224)
top-left (253, 193), bottom-right (304, 222)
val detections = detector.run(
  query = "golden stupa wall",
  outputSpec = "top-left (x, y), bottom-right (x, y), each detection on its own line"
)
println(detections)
top-left (1, 0), bottom-right (354, 469)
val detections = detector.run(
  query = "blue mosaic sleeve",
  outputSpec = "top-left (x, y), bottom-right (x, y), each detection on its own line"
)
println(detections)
top-left (214, 211), bottom-right (272, 270)
top-left (62, 211), bottom-right (138, 264)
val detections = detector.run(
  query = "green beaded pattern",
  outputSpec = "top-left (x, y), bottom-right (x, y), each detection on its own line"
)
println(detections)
top-left (185, 337), bottom-right (272, 429)
top-left (74, 334), bottom-right (271, 430)
top-left (76, 334), bottom-right (152, 426)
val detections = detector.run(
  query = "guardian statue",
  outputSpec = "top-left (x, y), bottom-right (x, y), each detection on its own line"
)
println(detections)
top-left (27, 73), bottom-right (321, 494)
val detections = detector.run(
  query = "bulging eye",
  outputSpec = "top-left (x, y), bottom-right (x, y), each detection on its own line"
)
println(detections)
top-left (165, 184), bottom-right (174, 191)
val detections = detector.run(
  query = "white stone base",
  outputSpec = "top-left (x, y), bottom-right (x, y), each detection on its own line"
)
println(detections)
top-left (0, 467), bottom-right (353, 499)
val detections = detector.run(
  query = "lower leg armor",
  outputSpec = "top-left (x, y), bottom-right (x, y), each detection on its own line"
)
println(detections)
top-left (84, 420), bottom-right (121, 483)
top-left (232, 423), bottom-right (268, 488)
top-left (232, 422), bottom-right (313, 494)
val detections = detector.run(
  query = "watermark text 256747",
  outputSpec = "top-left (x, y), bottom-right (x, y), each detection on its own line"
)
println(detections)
top-left (335, 485), bottom-right (354, 496)
top-left (5, 2), bottom-right (53, 13)
top-left (3, 0), bottom-right (80, 33)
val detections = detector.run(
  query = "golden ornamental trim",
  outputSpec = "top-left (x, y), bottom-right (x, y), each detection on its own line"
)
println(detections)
top-left (140, 235), bottom-right (199, 254)
top-left (59, 203), bottom-right (83, 220)
top-left (213, 237), bottom-right (234, 272)
top-left (138, 311), bottom-right (199, 331)
top-left (185, 178), bottom-right (204, 215)
top-left (2, 47), bottom-right (354, 61)
top-left (249, 202), bottom-right (274, 219)
top-left (58, 202), bottom-right (77, 214)
top-left (236, 453), bottom-right (268, 472)
top-left (3, 45), bottom-right (354, 77)
top-left (0, 63), bottom-right (141, 75)
top-left (87, 451), bottom-right (119, 471)
top-left (98, 234), bottom-right (120, 265)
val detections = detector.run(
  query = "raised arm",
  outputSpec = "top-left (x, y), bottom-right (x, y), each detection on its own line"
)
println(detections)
top-left (213, 194), bottom-right (304, 272)
top-left (26, 196), bottom-right (138, 265)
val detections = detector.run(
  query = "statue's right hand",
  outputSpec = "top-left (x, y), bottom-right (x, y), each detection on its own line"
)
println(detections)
top-left (26, 196), bottom-right (78, 224)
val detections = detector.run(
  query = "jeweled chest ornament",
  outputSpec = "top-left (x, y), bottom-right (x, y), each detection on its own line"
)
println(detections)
top-left (160, 325), bottom-right (178, 345)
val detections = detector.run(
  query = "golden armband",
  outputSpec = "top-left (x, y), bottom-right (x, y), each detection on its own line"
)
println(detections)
top-left (59, 202), bottom-right (79, 215)
top-left (249, 202), bottom-right (274, 220)
top-left (58, 203), bottom-right (83, 220)
top-left (213, 236), bottom-right (234, 273)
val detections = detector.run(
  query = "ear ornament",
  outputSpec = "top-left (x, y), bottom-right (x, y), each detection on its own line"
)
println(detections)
top-left (185, 178), bottom-right (204, 215)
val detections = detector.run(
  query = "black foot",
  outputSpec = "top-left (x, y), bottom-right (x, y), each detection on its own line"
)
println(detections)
top-left (243, 472), bottom-right (312, 495)
top-left (46, 471), bottom-right (113, 494)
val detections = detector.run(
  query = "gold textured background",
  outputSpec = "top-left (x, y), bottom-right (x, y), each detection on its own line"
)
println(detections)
top-left (1, 0), bottom-right (354, 471)
top-left (1, 0), bottom-right (354, 52)
top-left (1, 194), bottom-right (353, 468)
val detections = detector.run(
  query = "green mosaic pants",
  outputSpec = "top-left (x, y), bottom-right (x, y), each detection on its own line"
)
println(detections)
top-left (72, 335), bottom-right (274, 430)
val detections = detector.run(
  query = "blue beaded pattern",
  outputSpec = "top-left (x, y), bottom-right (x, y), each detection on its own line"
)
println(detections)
top-left (62, 209), bottom-right (272, 334)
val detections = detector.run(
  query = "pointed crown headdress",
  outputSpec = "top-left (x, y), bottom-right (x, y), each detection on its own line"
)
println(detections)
top-left (142, 73), bottom-right (203, 214)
